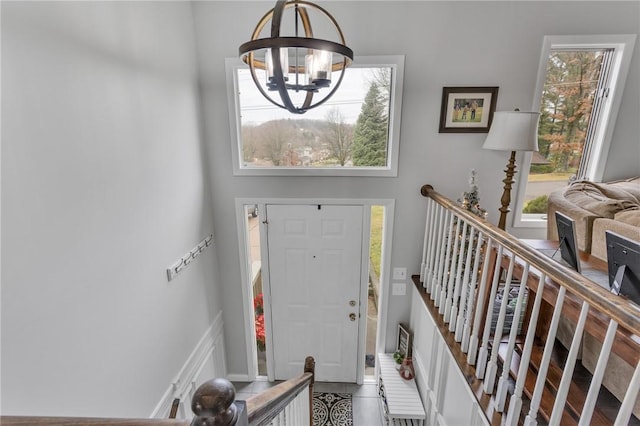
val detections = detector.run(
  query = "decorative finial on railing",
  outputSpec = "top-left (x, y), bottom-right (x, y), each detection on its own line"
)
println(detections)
top-left (304, 356), bottom-right (316, 426)
top-left (304, 356), bottom-right (315, 376)
top-left (420, 184), bottom-right (435, 197)
top-left (191, 378), bottom-right (238, 426)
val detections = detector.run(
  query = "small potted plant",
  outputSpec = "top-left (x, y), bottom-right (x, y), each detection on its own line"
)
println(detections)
top-left (393, 351), bottom-right (404, 370)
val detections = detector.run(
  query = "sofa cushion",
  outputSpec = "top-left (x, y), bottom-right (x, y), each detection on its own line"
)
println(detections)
top-left (608, 176), bottom-right (640, 199)
top-left (614, 209), bottom-right (640, 227)
top-left (564, 180), bottom-right (640, 218)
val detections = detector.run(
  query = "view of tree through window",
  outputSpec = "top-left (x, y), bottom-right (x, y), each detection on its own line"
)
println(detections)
top-left (235, 66), bottom-right (392, 169)
top-left (522, 49), bottom-right (610, 215)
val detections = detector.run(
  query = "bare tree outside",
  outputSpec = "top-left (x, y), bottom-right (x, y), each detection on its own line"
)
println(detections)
top-left (233, 65), bottom-right (397, 169)
top-left (323, 108), bottom-right (354, 166)
top-left (368, 67), bottom-right (391, 108)
top-left (262, 120), bottom-right (291, 166)
top-left (242, 125), bottom-right (259, 163)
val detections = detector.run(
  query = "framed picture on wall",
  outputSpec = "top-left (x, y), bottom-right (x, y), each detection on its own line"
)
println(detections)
top-left (439, 86), bottom-right (499, 133)
top-left (396, 323), bottom-right (412, 357)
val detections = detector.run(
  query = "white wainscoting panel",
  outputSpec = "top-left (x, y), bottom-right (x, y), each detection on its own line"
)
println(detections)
top-left (150, 311), bottom-right (227, 419)
top-left (410, 285), bottom-right (489, 426)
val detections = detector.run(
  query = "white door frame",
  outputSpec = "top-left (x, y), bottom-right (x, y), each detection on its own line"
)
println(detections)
top-left (235, 197), bottom-right (395, 385)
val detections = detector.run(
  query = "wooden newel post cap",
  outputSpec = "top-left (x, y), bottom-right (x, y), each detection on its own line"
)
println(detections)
top-left (191, 378), bottom-right (238, 426)
top-left (420, 184), bottom-right (435, 197)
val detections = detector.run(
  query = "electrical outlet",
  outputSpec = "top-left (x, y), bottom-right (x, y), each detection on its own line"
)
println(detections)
top-left (393, 267), bottom-right (407, 280)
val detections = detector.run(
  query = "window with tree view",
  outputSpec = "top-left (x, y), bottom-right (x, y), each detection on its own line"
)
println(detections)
top-left (522, 49), bottom-right (610, 216)
top-left (226, 56), bottom-right (404, 176)
top-left (517, 34), bottom-right (636, 224)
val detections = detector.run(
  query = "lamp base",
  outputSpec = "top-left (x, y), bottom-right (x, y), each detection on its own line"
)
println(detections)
top-left (498, 150), bottom-right (517, 231)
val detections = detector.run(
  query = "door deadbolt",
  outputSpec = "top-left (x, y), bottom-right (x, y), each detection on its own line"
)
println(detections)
top-left (349, 313), bottom-right (357, 321)
top-left (349, 300), bottom-right (356, 306)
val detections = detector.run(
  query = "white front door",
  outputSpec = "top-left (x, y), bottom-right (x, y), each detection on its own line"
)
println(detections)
top-left (266, 204), bottom-right (364, 382)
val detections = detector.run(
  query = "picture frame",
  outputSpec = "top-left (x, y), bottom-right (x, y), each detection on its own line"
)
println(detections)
top-left (396, 323), bottom-right (412, 358)
top-left (439, 86), bottom-right (499, 133)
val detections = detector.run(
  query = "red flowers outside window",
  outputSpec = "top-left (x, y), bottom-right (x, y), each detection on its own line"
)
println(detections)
top-left (254, 293), bottom-right (266, 351)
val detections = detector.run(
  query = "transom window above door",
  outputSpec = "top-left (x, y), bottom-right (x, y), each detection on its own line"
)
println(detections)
top-left (225, 56), bottom-right (405, 176)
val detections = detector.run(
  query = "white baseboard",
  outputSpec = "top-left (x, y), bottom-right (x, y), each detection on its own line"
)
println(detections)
top-left (226, 373), bottom-right (252, 382)
top-left (150, 311), bottom-right (226, 418)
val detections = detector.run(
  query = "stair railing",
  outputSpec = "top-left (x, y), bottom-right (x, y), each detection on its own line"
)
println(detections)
top-left (1, 357), bottom-right (315, 426)
top-left (418, 184), bottom-right (640, 425)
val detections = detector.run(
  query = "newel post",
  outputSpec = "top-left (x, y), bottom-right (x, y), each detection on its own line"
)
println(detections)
top-left (305, 356), bottom-right (315, 426)
top-left (191, 378), bottom-right (247, 426)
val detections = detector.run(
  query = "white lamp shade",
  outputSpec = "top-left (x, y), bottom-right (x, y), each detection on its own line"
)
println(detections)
top-left (482, 111), bottom-right (540, 152)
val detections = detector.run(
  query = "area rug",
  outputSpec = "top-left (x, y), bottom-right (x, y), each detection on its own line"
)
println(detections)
top-left (313, 392), bottom-right (353, 426)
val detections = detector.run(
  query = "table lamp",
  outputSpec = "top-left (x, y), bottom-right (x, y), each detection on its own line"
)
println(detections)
top-left (482, 110), bottom-right (540, 230)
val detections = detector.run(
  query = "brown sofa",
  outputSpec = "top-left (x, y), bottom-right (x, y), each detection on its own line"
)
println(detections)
top-left (547, 177), bottom-right (640, 260)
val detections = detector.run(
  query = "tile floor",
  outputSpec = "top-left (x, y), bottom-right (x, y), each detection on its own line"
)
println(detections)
top-left (233, 379), bottom-right (383, 426)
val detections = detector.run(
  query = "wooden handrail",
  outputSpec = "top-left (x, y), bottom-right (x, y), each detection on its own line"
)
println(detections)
top-left (421, 184), bottom-right (640, 336)
top-left (0, 418), bottom-right (190, 425)
top-left (1, 357), bottom-right (316, 426)
top-left (246, 356), bottom-right (315, 426)
top-left (418, 184), bottom-right (640, 424)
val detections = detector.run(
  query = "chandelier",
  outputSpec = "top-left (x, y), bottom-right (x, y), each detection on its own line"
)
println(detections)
top-left (239, 0), bottom-right (354, 114)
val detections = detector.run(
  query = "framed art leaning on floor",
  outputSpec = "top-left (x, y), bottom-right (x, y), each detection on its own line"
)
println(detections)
top-left (396, 323), bottom-right (412, 357)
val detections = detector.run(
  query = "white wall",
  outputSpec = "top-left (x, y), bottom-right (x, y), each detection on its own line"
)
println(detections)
top-left (1, 1), bottom-right (222, 417)
top-left (1, 1), bottom-right (637, 403)
top-left (192, 1), bottom-right (640, 376)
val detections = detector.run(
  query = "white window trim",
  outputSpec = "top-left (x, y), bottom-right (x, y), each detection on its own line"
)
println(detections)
top-left (225, 55), bottom-right (405, 177)
top-left (513, 34), bottom-right (637, 229)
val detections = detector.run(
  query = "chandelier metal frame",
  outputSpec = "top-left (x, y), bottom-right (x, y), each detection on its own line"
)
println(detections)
top-left (239, 0), bottom-right (354, 114)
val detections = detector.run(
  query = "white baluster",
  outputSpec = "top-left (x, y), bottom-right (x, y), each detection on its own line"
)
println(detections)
top-left (505, 273), bottom-right (546, 425)
top-left (467, 238), bottom-right (494, 365)
top-left (615, 360), bottom-right (640, 426)
top-left (524, 286), bottom-right (567, 426)
top-left (483, 251), bottom-right (516, 393)
top-left (438, 212), bottom-right (455, 311)
top-left (432, 209), bottom-right (449, 303)
top-left (449, 220), bottom-right (469, 330)
top-left (476, 244), bottom-right (504, 379)
top-left (549, 301), bottom-right (589, 424)
top-left (420, 199), bottom-right (433, 283)
top-left (579, 319), bottom-right (618, 425)
top-left (423, 200), bottom-right (438, 289)
top-left (430, 204), bottom-right (444, 294)
top-left (455, 226), bottom-right (477, 340)
top-left (496, 262), bottom-right (530, 410)
top-left (461, 231), bottom-right (485, 353)
top-left (444, 216), bottom-right (462, 320)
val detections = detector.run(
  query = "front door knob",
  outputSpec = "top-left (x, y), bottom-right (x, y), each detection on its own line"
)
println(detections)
top-left (349, 313), bottom-right (357, 321)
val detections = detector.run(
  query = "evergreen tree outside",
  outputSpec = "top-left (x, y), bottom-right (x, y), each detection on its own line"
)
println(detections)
top-left (351, 83), bottom-right (389, 167)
